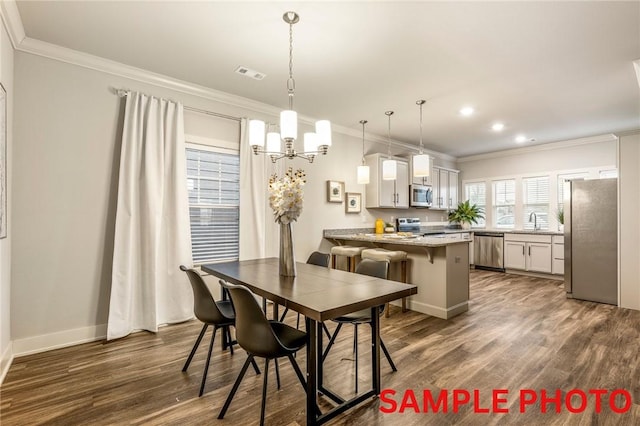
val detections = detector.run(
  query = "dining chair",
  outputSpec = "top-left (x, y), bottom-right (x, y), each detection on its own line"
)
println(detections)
top-left (279, 251), bottom-right (330, 329)
top-left (179, 265), bottom-right (259, 397)
top-left (321, 258), bottom-right (398, 393)
top-left (217, 281), bottom-right (310, 426)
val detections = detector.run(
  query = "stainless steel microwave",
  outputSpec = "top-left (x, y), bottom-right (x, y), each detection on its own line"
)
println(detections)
top-left (410, 184), bottom-right (433, 207)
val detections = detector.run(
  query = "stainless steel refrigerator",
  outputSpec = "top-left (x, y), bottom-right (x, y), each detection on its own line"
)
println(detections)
top-left (564, 178), bottom-right (617, 304)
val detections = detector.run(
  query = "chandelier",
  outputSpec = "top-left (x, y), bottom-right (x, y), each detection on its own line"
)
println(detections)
top-left (249, 11), bottom-right (331, 163)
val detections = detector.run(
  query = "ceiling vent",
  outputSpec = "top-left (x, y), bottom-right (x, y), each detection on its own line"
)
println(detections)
top-left (235, 66), bottom-right (266, 80)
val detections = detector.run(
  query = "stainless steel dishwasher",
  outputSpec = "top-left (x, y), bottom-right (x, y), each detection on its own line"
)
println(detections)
top-left (473, 232), bottom-right (504, 271)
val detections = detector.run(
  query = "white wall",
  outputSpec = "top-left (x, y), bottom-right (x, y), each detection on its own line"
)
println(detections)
top-left (618, 132), bottom-right (640, 310)
top-left (0, 15), bottom-right (14, 383)
top-left (12, 51), bottom-right (449, 355)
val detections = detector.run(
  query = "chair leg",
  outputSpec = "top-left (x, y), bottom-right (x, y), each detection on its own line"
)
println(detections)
top-left (260, 359), bottom-right (270, 426)
top-left (251, 357), bottom-right (261, 375)
top-left (354, 324), bottom-right (359, 394)
top-left (322, 323), bottom-right (331, 339)
top-left (380, 338), bottom-right (398, 372)
top-left (274, 358), bottom-right (281, 390)
top-left (198, 325), bottom-right (218, 397)
top-left (279, 307), bottom-right (289, 322)
top-left (182, 323), bottom-right (208, 372)
top-left (218, 355), bottom-right (254, 419)
top-left (322, 323), bottom-right (343, 361)
top-left (296, 313), bottom-right (301, 330)
top-left (225, 326), bottom-right (234, 355)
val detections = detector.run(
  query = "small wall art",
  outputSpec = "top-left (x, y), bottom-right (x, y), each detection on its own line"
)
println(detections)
top-left (345, 192), bottom-right (362, 213)
top-left (326, 180), bottom-right (344, 203)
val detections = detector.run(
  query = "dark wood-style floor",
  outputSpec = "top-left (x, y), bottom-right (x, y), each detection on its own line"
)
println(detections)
top-left (2, 270), bottom-right (639, 425)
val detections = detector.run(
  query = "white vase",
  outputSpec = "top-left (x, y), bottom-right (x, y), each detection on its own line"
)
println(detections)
top-left (279, 222), bottom-right (296, 277)
top-left (461, 222), bottom-right (471, 230)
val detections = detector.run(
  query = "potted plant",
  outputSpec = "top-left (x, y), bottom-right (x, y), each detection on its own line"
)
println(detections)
top-left (556, 207), bottom-right (564, 231)
top-left (448, 200), bottom-right (485, 230)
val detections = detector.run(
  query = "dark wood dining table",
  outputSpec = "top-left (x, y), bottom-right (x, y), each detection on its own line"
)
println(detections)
top-left (202, 257), bottom-right (418, 425)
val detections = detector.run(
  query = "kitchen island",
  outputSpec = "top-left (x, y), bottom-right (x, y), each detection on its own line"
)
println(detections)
top-left (324, 229), bottom-right (471, 319)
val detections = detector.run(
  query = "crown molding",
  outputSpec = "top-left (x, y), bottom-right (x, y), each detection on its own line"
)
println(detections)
top-left (0, 0), bottom-right (26, 48)
top-left (13, 33), bottom-right (456, 162)
top-left (457, 133), bottom-right (618, 163)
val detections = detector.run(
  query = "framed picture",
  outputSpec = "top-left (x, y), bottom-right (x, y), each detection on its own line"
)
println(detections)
top-left (345, 192), bottom-right (362, 213)
top-left (0, 83), bottom-right (6, 239)
top-left (326, 180), bottom-right (344, 203)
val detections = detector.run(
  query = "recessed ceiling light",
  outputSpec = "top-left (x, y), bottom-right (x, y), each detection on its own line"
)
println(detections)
top-left (515, 135), bottom-right (527, 143)
top-left (492, 123), bottom-right (505, 131)
top-left (460, 106), bottom-right (474, 117)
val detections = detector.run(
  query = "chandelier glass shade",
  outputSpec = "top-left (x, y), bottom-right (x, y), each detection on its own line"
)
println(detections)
top-left (413, 99), bottom-right (430, 177)
top-left (248, 12), bottom-right (331, 163)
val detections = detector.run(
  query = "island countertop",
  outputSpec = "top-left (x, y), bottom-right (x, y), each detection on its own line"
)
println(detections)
top-left (323, 231), bottom-right (471, 247)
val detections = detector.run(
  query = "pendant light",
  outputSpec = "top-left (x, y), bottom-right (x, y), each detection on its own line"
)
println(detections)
top-left (382, 111), bottom-right (397, 180)
top-left (413, 99), bottom-right (430, 177)
top-left (248, 11), bottom-right (331, 163)
top-left (357, 120), bottom-right (370, 184)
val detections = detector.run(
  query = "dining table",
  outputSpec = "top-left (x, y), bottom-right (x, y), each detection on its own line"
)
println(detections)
top-left (202, 257), bottom-right (418, 425)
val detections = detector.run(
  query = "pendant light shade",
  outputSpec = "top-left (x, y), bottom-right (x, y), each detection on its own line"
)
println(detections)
top-left (266, 131), bottom-right (281, 153)
top-left (249, 119), bottom-right (265, 148)
top-left (413, 99), bottom-right (430, 178)
top-left (280, 110), bottom-right (297, 140)
top-left (383, 111), bottom-right (397, 180)
top-left (357, 119), bottom-right (370, 184)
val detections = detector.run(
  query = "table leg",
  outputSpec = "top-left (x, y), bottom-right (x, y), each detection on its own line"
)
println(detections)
top-left (306, 317), bottom-right (318, 425)
top-left (371, 307), bottom-right (381, 395)
top-left (317, 321), bottom-right (324, 389)
top-left (272, 302), bottom-right (279, 321)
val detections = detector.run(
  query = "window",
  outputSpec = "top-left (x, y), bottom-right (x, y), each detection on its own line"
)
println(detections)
top-left (464, 182), bottom-right (486, 227)
top-left (522, 176), bottom-right (549, 230)
top-left (186, 147), bottom-right (240, 264)
top-left (493, 179), bottom-right (515, 228)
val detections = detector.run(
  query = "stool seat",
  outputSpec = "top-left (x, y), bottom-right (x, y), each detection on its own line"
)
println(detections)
top-left (361, 248), bottom-right (407, 262)
top-left (330, 246), bottom-right (365, 257)
top-left (330, 246), bottom-right (365, 273)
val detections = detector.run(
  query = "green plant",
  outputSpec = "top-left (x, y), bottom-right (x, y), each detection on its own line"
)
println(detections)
top-left (448, 200), bottom-right (485, 225)
top-left (556, 207), bottom-right (564, 225)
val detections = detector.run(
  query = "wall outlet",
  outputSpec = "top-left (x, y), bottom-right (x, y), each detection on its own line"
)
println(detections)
top-left (425, 215), bottom-right (429, 222)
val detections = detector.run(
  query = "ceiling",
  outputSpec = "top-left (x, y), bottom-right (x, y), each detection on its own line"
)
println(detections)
top-left (13, 1), bottom-right (640, 157)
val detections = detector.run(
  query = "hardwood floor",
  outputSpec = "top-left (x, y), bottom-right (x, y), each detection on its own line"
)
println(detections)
top-left (2, 270), bottom-right (639, 425)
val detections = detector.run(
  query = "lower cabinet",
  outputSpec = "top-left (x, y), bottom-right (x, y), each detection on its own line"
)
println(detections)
top-left (504, 234), bottom-right (552, 274)
top-left (552, 235), bottom-right (564, 275)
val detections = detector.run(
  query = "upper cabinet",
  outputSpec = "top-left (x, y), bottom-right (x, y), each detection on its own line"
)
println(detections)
top-left (409, 155), bottom-right (434, 186)
top-left (432, 166), bottom-right (459, 210)
top-left (365, 154), bottom-right (409, 209)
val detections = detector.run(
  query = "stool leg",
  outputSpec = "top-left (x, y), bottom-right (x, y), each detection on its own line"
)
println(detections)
top-left (401, 260), bottom-right (408, 313)
top-left (349, 256), bottom-right (356, 273)
top-left (331, 254), bottom-right (337, 270)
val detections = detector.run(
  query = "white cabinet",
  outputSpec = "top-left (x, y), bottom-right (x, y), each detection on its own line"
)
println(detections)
top-left (365, 154), bottom-right (409, 209)
top-left (552, 235), bottom-right (564, 275)
top-left (504, 233), bottom-right (552, 273)
top-left (432, 167), bottom-right (460, 210)
top-left (410, 155), bottom-right (434, 186)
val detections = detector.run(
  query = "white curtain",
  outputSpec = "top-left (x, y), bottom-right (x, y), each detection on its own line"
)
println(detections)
top-left (107, 91), bottom-right (193, 340)
top-left (239, 118), bottom-right (268, 260)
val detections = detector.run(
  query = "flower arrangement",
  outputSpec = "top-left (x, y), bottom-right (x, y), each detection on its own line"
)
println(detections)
top-left (269, 167), bottom-right (306, 224)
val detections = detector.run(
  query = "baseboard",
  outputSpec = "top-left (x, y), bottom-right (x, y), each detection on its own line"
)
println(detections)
top-left (1, 341), bottom-right (14, 385)
top-left (407, 299), bottom-right (469, 319)
top-left (12, 324), bottom-right (107, 358)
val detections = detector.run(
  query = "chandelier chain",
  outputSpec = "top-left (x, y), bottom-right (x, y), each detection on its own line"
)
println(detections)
top-left (417, 99), bottom-right (426, 154)
top-left (287, 20), bottom-right (295, 110)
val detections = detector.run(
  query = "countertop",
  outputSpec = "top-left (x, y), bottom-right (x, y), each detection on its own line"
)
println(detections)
top-left (323, 231), bottom-right (472, 247)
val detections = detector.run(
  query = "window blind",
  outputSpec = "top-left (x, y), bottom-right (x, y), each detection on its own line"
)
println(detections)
top-left (186, 148), bottom-right (240, 264)
top-left (522, 176), bottom-right (549, 230)
top-left (465, 182), bottom-right (486, 227)
top-left (493, 179), bottom-right (515, 228)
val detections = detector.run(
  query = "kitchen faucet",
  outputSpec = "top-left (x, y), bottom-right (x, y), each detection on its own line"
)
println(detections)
top-left (528, 212), bottom-right (539, 230)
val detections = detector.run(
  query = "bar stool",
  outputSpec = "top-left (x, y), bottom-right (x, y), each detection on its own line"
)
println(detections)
top-left (330, 246), bottom-right (365, 272)
top-left (361, 248), bottom-right (409, 317)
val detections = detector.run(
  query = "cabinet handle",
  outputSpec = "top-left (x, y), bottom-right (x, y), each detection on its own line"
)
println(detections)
top-left (528, 246), bottom-right (531, 256)
top-left (522, 246), bottom-right (525, 256)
